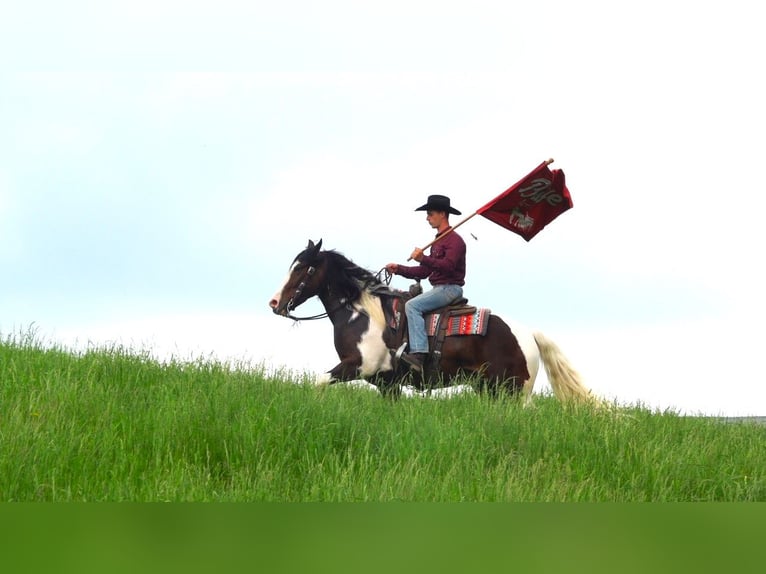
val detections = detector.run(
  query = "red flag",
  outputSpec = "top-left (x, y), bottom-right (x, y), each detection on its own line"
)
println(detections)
top-left (476, 161), bottom-right (573, 241)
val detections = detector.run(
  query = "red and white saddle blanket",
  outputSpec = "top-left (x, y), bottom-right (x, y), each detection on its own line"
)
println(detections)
top-left (425, 308), bottom-right (491, 337)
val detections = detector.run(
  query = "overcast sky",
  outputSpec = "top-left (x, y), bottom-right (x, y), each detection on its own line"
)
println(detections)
top-left (2, 1), bottom-right (764, 416)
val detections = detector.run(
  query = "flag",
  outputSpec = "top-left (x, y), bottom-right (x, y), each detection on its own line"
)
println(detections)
top-left (476, 160), bottom-right (573, 241)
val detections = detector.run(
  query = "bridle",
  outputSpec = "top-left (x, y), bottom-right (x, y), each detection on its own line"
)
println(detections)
top-left (284, 265), bottom-right (324, 321)
top-left (283, 264), bottom-right (350, 322)
top-left (286, 265), bottom-right (315, 314)
top-left (281, 264), bottom-right (394, 322)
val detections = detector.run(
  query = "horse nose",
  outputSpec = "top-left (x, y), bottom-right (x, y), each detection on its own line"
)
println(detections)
top-left (269, 298), bottom-right (279, 310)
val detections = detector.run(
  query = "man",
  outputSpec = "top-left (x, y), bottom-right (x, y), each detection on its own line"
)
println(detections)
top-left (385, 194), bottom-right (466, 372)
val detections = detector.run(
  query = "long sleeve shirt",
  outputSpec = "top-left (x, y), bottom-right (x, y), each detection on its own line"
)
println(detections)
top-left (396, 229), bottom-right (466, 286)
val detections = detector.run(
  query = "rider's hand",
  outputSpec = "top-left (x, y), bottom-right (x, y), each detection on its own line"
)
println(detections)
top-left (410, 247), bottom-right (424, 262)
top-left (385, 263), bottom-right (399, 274)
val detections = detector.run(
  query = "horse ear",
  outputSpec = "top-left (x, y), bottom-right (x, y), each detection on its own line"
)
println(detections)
top-left (305, 239), bottom-right (322, 260)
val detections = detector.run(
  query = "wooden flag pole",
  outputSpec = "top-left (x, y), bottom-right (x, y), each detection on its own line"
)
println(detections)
top-left (406, 158), bottom-right (554, 261)
top-left (406, 212), bottom-right (478, 261)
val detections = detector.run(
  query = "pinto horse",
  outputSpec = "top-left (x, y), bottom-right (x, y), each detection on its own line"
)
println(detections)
top-left (269, 239), bottom-right (594, 404)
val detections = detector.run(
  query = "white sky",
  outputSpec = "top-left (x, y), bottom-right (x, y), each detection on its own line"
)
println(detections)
top-left (2, 1), bottom-right (764, 416)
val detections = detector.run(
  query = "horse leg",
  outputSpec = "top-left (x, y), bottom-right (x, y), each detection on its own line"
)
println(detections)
top-left (314, 358), bottom-right (362, 386)
top-left (367, 370), bottom-right (402, 399)
top-left (441, 317), bottom-right (534, 399)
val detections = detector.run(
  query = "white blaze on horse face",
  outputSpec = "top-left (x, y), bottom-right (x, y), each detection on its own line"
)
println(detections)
top-left (269, 261), bottom-right (300, 310)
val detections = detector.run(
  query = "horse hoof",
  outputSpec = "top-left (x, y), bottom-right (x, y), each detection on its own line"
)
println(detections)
top-left (314, 373), bottom-right (334, 386)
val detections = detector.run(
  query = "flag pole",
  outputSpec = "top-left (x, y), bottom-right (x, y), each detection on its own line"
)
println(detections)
top-left (406, 213), bottom-right (478, 260)
top-left (406, 158), bottom-right (555, 261)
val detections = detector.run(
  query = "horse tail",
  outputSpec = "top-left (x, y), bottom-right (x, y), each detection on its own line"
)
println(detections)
top-left (533, 331), bottom-right (596, 405)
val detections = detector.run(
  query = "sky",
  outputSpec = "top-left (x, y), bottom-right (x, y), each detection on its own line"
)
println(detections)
top-left (2, 0), bottom-right (765, 416)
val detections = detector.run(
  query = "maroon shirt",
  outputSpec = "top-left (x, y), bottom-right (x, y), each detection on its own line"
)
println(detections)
top-left (397, 229), bottom-right (466, 286)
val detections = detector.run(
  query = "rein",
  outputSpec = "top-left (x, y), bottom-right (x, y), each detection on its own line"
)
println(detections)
top-left (285, 302), bottom-right (346, 322)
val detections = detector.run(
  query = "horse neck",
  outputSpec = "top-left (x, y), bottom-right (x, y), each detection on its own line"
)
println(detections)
top-left (316, 253), bottom-right (380, 323)
top-left (316, 282), bottom-right (353, 323)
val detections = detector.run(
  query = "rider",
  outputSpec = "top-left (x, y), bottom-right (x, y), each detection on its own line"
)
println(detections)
top-left (385, 194), bottom-right (466, 372)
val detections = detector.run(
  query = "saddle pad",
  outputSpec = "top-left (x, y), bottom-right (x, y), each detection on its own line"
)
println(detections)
top-left (426, 308), bottom-right (491, 337)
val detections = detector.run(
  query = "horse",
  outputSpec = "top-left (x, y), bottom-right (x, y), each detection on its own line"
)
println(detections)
top-left (269, 239), bottom-right (594, 404)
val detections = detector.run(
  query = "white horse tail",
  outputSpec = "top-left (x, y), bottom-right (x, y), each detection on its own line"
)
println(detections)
top-left (533, 331), bottom-right (596, 405)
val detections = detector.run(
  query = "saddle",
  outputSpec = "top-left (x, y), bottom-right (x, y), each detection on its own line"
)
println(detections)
top-left (374, 284), bottom-right (491, 369)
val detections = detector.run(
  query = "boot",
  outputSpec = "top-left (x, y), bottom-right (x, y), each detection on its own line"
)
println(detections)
top-left (401, 352), bottom-right (428, 373)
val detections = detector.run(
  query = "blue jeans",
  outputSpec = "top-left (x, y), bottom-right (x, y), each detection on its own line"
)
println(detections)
top-left (404, 284), bottom-right (464, 354)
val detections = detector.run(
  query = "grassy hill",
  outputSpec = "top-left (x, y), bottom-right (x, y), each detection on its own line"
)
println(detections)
top-left (1, 334), bottom-right (764, 501)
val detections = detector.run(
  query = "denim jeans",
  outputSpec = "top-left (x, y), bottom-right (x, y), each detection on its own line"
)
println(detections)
top-left (404, 284), bottom-right (464, 353)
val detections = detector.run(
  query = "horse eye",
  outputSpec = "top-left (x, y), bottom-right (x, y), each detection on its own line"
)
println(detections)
top-left (291, 262), bottom-right (312, 277)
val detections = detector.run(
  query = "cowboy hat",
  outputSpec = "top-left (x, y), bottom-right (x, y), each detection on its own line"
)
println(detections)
top-left (414, 194), bottom-right (462, 215)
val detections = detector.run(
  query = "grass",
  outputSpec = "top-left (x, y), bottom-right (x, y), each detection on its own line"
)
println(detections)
top-left (1, 332), bottom-right (765, 501)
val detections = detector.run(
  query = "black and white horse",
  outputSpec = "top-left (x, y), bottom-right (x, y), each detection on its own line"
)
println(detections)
top-left (269, 239), bottom-right (594, 404)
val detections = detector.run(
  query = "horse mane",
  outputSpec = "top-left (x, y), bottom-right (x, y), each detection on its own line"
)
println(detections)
top-left (321, 250), bottom-right (387, 328)
top-left (321, 250), bottom-right (383, 300)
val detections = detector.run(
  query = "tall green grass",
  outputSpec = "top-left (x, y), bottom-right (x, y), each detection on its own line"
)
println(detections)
top-left (1, 333), bottom-right (764, 501)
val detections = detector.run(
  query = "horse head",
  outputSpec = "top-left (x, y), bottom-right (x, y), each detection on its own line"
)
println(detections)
top-left (269, 239), bottom-right (326, 316)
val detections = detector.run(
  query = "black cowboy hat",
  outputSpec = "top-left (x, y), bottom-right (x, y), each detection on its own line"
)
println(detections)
top-left (414, 194), bottom-right (462, 215)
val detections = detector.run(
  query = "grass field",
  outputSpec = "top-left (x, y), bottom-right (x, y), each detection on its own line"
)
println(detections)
top-left (2, 333), bottom-right (764, 501)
